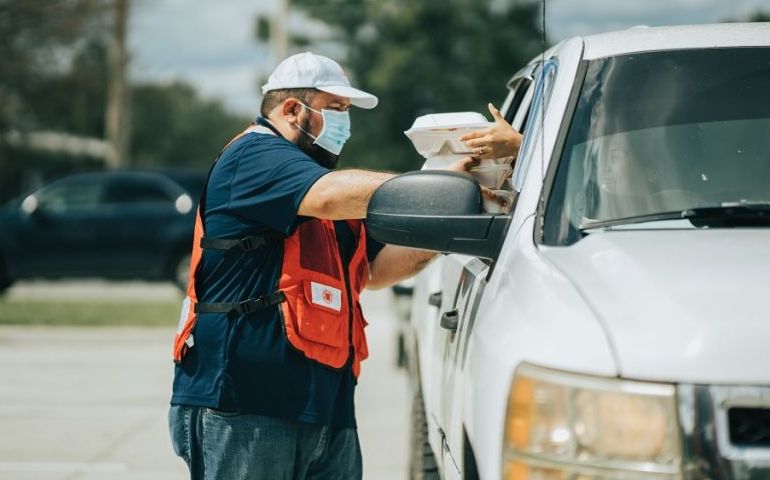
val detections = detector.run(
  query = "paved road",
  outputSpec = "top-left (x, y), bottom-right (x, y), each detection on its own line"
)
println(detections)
top-left (0, 282), bottom-right (410, 479)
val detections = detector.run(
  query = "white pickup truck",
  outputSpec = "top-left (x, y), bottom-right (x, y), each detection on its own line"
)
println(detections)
top-left (366, 24), bottom-right (770, 480)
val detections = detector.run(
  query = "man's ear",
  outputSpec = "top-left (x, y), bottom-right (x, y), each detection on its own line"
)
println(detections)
top-left (282, 98), bottom-right (302, 125)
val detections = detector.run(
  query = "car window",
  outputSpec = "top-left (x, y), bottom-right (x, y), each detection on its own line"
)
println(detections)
top-left (103, 176), bottom-right (175, 205)
top-left (502, 77), bottom-right (534, 127)
top-left (501, 64), bottom-right (538, 132)
top-left (165, 172), bottom-right (206, 201)
top-left (490, 63), bottom-right (542, 216)
top-left (543, 47), bottom-right (770, 245)
top-left (511, 59), bottom-right (557, 192)
top-left (37, 177), bottom-right (103, 213)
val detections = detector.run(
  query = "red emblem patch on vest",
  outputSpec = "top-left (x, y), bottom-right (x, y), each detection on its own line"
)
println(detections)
top-left (310, 282), bottom-right (342, 311)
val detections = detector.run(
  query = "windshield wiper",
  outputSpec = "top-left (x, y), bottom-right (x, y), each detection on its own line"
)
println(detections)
top-left (580, 202), bottom-right (770, 231)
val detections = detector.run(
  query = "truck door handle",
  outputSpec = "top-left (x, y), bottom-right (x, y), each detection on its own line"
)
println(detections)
top-left (440, 309), bottom-right (459, 331)
top-left (428, 291), bottom-right (442, 307)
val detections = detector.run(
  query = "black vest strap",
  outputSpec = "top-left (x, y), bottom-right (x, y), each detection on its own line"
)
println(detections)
top-left (194, 291), bottom-right (286, 317)
top-left (200, 231), bottom-right (284, 253)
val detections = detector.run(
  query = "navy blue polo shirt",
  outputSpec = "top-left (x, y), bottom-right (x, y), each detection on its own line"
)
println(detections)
top-left (170, 118), bottom-right (385, 428)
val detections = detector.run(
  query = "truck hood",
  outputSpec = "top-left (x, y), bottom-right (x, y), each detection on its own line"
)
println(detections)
top-left (541, 228), bottom-right (770, 384)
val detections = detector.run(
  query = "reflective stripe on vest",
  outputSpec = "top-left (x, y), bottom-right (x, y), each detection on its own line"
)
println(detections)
top-left (172, 125), bottom-right (371, 377)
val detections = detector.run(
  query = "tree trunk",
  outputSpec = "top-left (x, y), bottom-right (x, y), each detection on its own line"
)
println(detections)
top-left (104, 0), bottom-right (130, 169)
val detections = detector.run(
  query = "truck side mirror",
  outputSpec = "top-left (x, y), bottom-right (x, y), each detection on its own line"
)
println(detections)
top-left (366, 171), bottom-right (511, 260)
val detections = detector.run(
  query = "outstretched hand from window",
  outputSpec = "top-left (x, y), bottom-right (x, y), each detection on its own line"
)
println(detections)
top-left (460, 103), bottom-right (522, 162)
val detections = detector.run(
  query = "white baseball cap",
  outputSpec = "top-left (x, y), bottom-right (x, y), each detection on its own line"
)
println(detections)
top-left (261, 52), bottom-right (378, 109)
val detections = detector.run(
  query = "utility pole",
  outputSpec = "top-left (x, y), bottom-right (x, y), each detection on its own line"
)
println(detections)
top-left (104, 0), bottom-right (130, 169)
top-left (271, 0), bottom-right (290, 66)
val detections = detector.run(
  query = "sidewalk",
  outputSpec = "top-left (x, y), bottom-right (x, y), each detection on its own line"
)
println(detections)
top-left (0, 284), bottom-right (409, 479)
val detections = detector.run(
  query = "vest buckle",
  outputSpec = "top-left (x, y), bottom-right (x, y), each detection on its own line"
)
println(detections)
top-left (233, 297), bottom-right (266, 315)
top-left (238, 235), bottom-right (267, 252)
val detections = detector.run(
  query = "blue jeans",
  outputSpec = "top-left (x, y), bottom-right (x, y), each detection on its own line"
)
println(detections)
top-left (168, 405), bottom-right (363, 480)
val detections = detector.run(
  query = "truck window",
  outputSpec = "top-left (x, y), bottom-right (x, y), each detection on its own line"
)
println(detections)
top-left (512, 59), bottom-right (558, 192)
top-left (502, 76), bottom-right (533, 126)
top-left (543, 47), bottom-right (770, 245)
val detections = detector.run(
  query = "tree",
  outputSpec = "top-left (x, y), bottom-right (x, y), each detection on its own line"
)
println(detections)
top-left (130, 82), bottom-right (250, 169)
top-left (0, 0), bottom-right (107, 133)
top-left (0, 0), bottom-right (109, 202)
top-left (741, 10), bottom-right (770, 22)
top-left (18, 39), bottom-right (109, 138)
top-left (288, 0), bottom-right (544, 172)
top-left (748, 11), bottom-right (770, 21)
top-left (0, 2), bottom-right (250, 203)
top-left (721, 8), bottom-right (770, 23)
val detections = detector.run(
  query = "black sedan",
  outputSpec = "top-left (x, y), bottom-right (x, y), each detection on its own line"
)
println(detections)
top-left (0, 169), bottom-right (206, 293)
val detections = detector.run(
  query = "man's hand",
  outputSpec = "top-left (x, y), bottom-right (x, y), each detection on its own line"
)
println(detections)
top-left (442, 155), bottom-right (511, 210)
top-left (444, 156), bottom-right (480, 174)
top-left (460, 103), bottom-right (522, 161)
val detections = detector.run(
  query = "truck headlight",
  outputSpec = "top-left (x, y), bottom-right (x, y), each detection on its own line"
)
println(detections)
top-left (503, 364), bottom-right (681, 479)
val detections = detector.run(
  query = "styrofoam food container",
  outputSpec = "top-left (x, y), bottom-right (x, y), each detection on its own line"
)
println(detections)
top-left (422, 156), bottom-right (506, 171)
top-left (469, 164), bottom-right (513, 189)
top-left (483, 189), bottom-right (515, 214)
top-left (421, 154), bottom-right (465, 170)
top-left (405, 112), bottom-right (492, 158)
top-left (408, 111), bottom-right (488, 130)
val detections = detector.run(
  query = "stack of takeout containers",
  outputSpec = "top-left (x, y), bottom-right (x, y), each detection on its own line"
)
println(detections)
top-left (404, 112), bottom-right (513, 189)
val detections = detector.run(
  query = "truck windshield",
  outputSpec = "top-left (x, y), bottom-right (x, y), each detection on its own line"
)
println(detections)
top-left (543, 47), bottom-right (770, 245)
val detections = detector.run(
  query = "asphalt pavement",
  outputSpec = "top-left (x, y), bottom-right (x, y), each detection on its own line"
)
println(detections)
top-left (0, 282), bottom-right (410, 480)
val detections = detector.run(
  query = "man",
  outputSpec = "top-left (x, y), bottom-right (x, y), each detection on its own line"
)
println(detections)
top-left (168, 52), bottom-right (472, 480)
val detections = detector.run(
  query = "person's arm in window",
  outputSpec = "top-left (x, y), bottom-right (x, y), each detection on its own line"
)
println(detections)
top-left (460, 103), bottom-right (522, 162)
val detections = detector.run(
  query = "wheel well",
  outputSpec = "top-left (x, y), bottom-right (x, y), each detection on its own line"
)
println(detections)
top-left (407, 330), bottom-right (423, 393)
top-left (411, 336), bottom-right (479, 479)
top-left (164, 243), bottom-right (192, 293)
top-left (0, 251), bottom-right (9, 278)
top-left (165, 242), bottom-right (191, 273)
top-left (0, 251), bottom-right (12, 293)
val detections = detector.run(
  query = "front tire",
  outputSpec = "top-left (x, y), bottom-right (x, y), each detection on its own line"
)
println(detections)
top-left (397, 332), bottom-right (408, 369)
top-left (0, 255), bottom-right (13, 296)
top-left (170, 252), bottom-right (191, 292)
top-left (410, 386), bottom-right (440, 479)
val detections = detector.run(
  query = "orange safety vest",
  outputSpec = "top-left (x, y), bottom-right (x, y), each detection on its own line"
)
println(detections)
top-left (172, 125), bottom-right (370, 377)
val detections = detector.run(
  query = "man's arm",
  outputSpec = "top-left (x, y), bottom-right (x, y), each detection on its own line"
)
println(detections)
top-left (299, 169), bottom-right (439, 289)
top-left (299, 158), bottom-right (481, 289)
top-left (298, 170), bottom-right (395, 220)
top-left (366, 245), bottom-right (438, 290)
top-left (298, 157), bottom-right (480, 220)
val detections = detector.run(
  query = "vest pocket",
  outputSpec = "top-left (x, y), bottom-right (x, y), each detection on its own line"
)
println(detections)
top-left (353, 302), bottom-right (369, 362)
top-left (292, 280), bottom-right (347, 348)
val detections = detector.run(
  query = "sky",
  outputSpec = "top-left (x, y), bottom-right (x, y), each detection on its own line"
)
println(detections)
top-left (129, 0), bottom-right (770, 116)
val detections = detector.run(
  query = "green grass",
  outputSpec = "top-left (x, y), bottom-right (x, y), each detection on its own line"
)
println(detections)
top-left (0, 300), bottom-right (180, 326)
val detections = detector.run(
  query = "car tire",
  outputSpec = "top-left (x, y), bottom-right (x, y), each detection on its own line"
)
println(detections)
top-left (397, 332), bottom-right (408, 369)
top-left (410, 386), bottom-right (440, 480)
top-left (170, 252), bottom-right (191, 292)
top-left (0, 255), bottom-right (12, 296)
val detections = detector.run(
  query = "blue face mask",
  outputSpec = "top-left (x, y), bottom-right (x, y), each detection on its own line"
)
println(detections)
top-left (297, 102), bottom-right (351, 155)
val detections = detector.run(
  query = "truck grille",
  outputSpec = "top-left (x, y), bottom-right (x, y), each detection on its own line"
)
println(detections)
top-left (728, 407), bottom-right (770, 447)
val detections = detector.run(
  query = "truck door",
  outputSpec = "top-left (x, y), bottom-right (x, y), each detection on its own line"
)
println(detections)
top-left (433, 62), bottom-right (544, 478)
top-left (99, 173), bottom-right (188, 277)
top-left (432, 254), bottom-right (489, 476)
